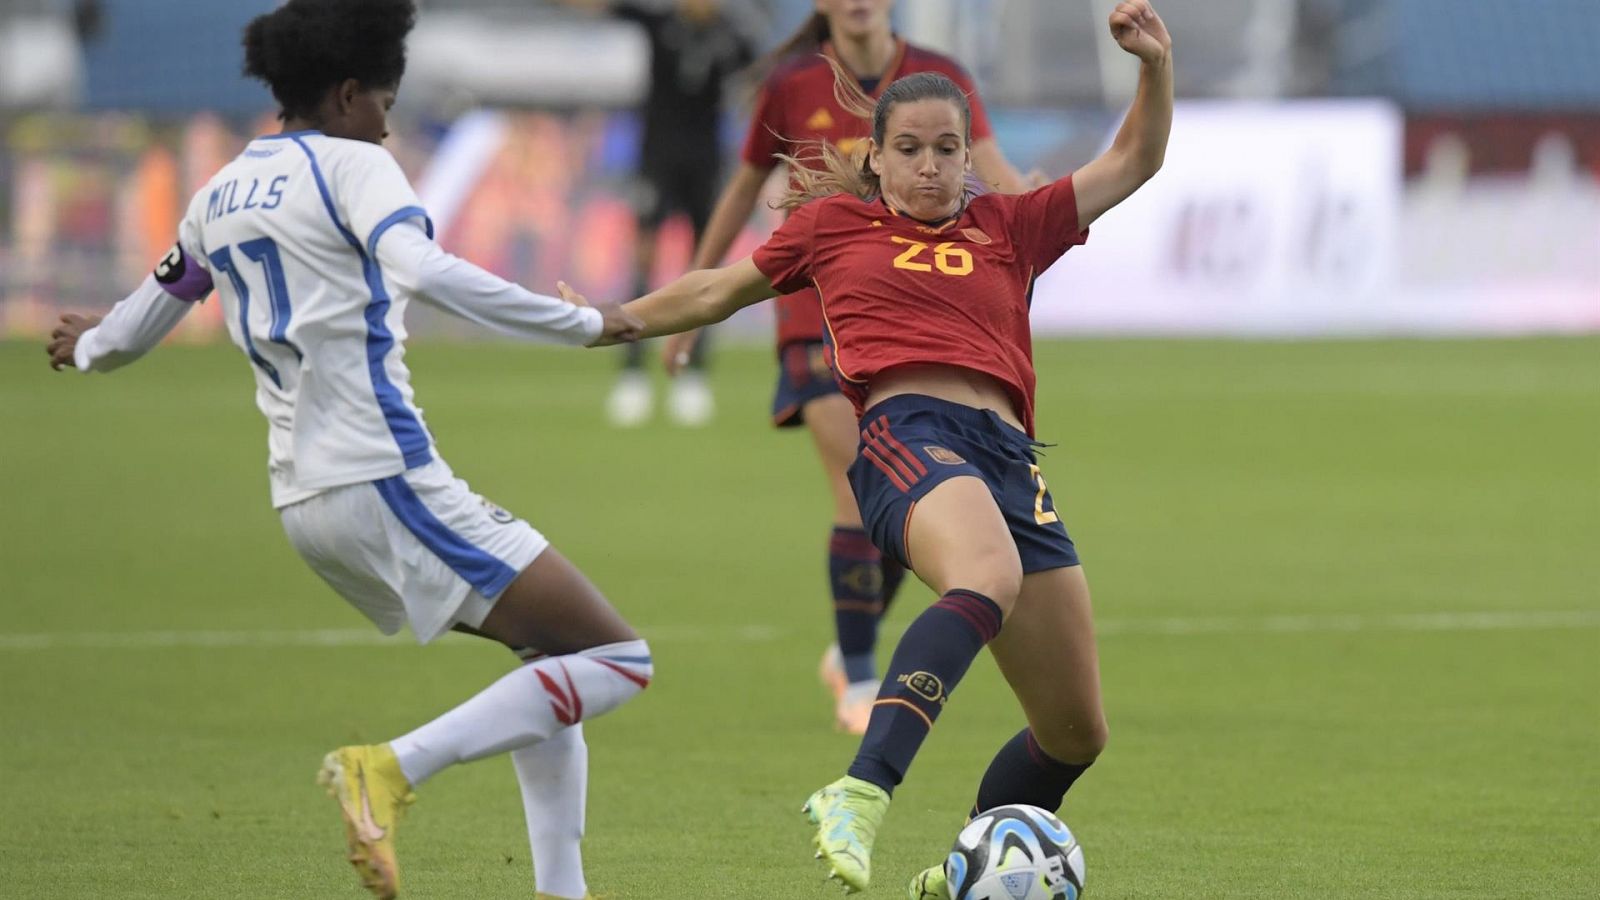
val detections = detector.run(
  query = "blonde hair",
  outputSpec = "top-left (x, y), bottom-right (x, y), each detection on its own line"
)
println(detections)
top-left (774, 58), bottom-right (972, 211)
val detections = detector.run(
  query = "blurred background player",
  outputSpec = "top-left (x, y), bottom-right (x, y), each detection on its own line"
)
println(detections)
top-left (663, 0), bottom-right (1036, 735)
top-left (584, 2), bottom-right (1174, 890)
top-left (557, 0), bottom-right (761, 427)
top-left (45, 2), bottom-right (651, 898)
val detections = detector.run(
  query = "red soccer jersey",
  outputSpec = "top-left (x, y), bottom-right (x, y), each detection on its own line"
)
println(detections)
top-left (751, 177), bottom-right (1089, 436)
top-left (742, 40), bottom-right (995, 349)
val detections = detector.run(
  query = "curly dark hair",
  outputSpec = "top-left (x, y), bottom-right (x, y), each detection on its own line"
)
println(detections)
top-left (243, 0), bottom-right (418, 120)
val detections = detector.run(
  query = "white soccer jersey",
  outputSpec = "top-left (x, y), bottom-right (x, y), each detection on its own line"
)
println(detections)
top-left (75, 131), bottom-right (602, 508)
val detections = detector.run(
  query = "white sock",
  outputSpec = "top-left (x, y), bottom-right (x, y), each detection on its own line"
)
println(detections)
top-left (390, 639), bottom-right (652, 786)
top-left (513, 724), bottom-right (588, 899)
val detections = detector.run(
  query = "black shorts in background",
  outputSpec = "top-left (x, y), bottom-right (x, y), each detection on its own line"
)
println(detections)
top-left (634, 151), bottom-right (717, 236)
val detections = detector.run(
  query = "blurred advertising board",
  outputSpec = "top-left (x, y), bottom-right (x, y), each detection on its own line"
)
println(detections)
top-left (3, 102), bottom-right (1595, 341)
top-left (1035, 100), bottom-right (1598, 335)
top-left (1036, 100), bottom-right (1405, 335)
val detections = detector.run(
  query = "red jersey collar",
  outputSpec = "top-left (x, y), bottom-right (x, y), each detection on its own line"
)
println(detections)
top-left (879, 194), bottom-right (964, 232)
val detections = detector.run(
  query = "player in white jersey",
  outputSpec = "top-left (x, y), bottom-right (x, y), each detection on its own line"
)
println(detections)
top-left (46, 3), bottom-right (645, 898)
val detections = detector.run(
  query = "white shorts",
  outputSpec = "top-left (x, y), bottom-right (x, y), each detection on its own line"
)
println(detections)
top-left (279, 459), bottom-right (548, 644)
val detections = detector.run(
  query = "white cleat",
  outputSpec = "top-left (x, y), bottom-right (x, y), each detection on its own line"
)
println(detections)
top-left (606, 371), bottom-right (653, 428)
top-left (667, 371), bottom-right (714, 427)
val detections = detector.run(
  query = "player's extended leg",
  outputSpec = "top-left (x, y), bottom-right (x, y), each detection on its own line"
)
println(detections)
top-left (906, 565), bottom-right (1105, 899)
top-left (513, 724), bottom-right (592, 900)
top-left (984, 564), bottom-right (1107, 807)
top-left (807, 475), bottom-right (1020, 892)
top-left (805, 394), bottom-right (906, 733)
top-left (491, 643), bottom-right (595, 900)
top-left (321, 550), bottom-right (648, 900)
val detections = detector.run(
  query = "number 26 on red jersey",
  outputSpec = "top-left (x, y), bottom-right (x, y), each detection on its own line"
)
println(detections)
top-left (890, 236), bottom-right (974, 276)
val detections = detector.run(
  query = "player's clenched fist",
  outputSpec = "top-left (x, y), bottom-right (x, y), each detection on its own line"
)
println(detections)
top-left (1109, 0), bottom-right (1171, 65)
top-left (46, 313), bottom-right (102, 371)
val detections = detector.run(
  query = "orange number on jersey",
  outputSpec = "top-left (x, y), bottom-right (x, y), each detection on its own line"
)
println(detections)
top-left (933, 242), bottom-right (973, 275)
top-left (1028, 464), bottom-right (1060, 526)
top-left (891, 236), bottom-right (973, 276)
top-left (891, 236), bottom-right (933, 272)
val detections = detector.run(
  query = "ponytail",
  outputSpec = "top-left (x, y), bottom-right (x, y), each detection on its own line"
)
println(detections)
top-left (774, 140), bottom-right (876, 210)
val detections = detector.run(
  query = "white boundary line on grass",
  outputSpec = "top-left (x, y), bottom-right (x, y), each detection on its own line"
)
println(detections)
top-left (1097, 609), bottom-right (1600, 635)
top-left (0, 610), bottom-right (1596, 651)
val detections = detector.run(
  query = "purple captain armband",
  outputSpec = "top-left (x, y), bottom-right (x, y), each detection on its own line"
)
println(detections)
top-left (151, 242), bottom-right (214, 301)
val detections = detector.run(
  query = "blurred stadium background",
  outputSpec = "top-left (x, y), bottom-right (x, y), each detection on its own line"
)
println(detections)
top-left (1, 3), bottom-right (1596, 899)
top-left (2, 0), bottom-right (1596, 337)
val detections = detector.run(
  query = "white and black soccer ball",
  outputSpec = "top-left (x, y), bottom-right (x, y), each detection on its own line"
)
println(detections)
top-left (943, 804), bottom-right (1086, 900)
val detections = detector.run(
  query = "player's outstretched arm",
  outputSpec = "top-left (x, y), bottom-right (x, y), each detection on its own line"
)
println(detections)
top-left (1070, 0), bottom-right (1173, 229)
top-left (592, 257), bottom-right (776, 347)
top-left (375, 219), bottom-right (640, 347)
top-left (662, 162), bottom-right (773, 373)
top-left (47, 274), bottom-right (199, 372)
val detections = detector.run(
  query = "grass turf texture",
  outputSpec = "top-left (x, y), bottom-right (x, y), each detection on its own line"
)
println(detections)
top-left (1, 337), bottom-right (1596, 899)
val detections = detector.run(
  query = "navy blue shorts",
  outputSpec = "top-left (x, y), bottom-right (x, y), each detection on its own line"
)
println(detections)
top-left (771, 340), bottom-right (843, 428)
top-left (847, 395), bottom-right (1079, 574)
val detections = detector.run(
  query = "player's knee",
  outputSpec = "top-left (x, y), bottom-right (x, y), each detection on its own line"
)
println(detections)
top-left (593, 636), bottom-right (653, 687)
top-left (631, 639), bottom-right (655, 689)
top-left (961, 552), bottom-right (1023, 616)
top-left (1034, 713), bottom-right (1109, 765)
top-left (573, 637), bottom-right (654, 715)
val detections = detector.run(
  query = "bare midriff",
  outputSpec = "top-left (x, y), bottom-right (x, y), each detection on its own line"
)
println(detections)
top-left (866, 363), bottom-right (1025, 431)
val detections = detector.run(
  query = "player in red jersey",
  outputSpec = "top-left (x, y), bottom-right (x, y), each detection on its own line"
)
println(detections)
top-left (664, 0), bottom-right (1035, 737)
top-left (576, 2), bottom-right (1173, 892)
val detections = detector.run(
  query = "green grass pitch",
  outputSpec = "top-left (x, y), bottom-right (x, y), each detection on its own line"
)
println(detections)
top-left (2, 336), bottom-right (1596, 898)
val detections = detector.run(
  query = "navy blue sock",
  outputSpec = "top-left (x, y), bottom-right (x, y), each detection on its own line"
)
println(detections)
top-left (877, 558), bottom-right (907, 622)
top-left (971, 728), bottom-right (1092, 817)
top-left (848, 589), bottom-right (1004, 793)
top-left (830, 527), bottom-right (884, 684)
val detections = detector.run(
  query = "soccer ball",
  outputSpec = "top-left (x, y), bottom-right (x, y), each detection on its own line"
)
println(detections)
top-left (943, 804), bottom-right (1086, 900)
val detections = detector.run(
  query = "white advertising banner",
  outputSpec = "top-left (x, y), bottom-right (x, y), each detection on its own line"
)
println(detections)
top-left (1034, 100), bottom-right (1406, 335)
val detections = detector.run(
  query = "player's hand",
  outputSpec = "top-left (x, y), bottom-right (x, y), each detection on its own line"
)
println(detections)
top-left (662, 329), bottom-right (703, 376)
top-left (557, 281), bottom-right (644, 347)
top-left (591, 301), bottom-right (645, 346)
top-left (557, 280), bottom-right (591, 308)
top-left (1109, 1), bottom-right (1171, 66)
top-left (1025, 168), bottom-right (1052, 189)
top-left (46, 313), bottom-right (101, 371)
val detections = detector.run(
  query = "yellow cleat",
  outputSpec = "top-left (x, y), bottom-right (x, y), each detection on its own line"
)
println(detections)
top-left (318, 744), bottom-right (415, 899)
top-left (803, 775), bottom-right (891, 893)
top-left (908, 863), bottom-right (949, 900)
